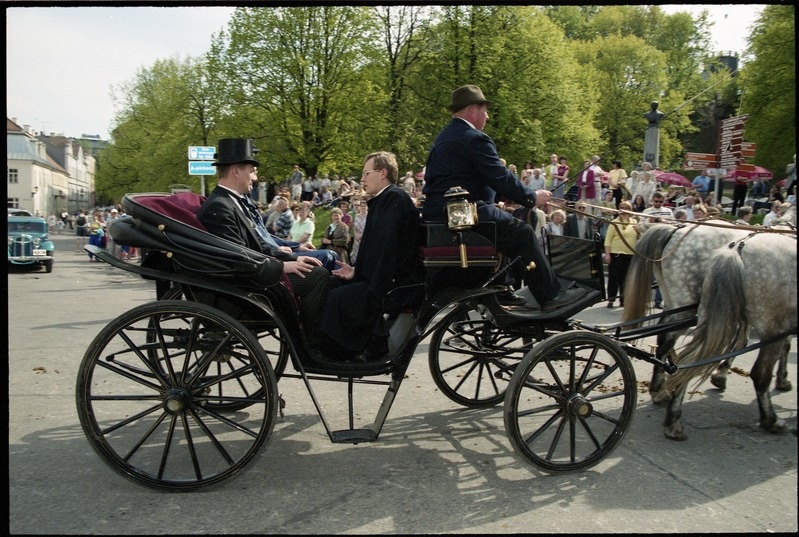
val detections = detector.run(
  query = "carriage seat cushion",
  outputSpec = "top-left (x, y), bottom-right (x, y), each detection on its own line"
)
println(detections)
top-left (134, 192), bottom-right (208, 231)
top-left (419, 222), bottom-right (497, 266)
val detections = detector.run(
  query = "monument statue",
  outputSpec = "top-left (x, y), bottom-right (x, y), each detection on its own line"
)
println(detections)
top-left (643, 101), bottom-right (664, 167)
top-left (644, 101), bottom-right (665, 125)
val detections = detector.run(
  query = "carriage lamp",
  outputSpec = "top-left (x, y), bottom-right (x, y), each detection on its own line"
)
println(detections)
top-left (444, 186), bottom-right (477, 231)
top-left (444, 186), bottom-right (478, 268)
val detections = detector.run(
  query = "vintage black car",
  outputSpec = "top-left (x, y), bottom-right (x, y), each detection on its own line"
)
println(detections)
top-left (7, 216), bottom-right (55, 272)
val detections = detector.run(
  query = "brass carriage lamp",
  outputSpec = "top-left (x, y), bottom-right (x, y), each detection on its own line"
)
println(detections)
top-left (444, 186), bottom-right (477, 231)
top-left (444, 186), bottom-right (478, 268)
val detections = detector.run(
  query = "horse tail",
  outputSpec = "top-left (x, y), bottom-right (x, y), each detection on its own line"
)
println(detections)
top-left (665, 247), bottom-right (750, 389)
top-left (621, 225), bottom-right (672, 325)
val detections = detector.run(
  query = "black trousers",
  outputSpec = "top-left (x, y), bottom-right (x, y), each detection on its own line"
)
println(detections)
top-left (495, 216), bottom-right (560, 303)
top-left (732, 184), bottom-right (748, 213)
top-left (286, 266), bottom-right (329, 342)
top-left (611, 188), bottom-right (623, 208)
top-left (607, 253), bottom-right (632, 302)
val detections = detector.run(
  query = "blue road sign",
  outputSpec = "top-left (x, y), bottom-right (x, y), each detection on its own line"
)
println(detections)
top-left (188, 146), bottom-right (216, 161)
top-left (188, 161), bottom-right (215, 175)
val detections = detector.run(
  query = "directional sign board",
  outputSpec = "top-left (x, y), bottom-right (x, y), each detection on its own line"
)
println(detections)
top-left (188, 161), bottom-right (215, 176)
top-left (683, 152), bottom-right (717, 170)
top-left (188, 146), bottom-right (216, 161)
top-left (718, 115), bottom-right (748, 168)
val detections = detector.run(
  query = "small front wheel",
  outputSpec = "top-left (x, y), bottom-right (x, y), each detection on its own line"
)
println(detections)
top-left (429, 305), bottom-right (533, 408)
top-left (504, 330), bottom-right (637, 473)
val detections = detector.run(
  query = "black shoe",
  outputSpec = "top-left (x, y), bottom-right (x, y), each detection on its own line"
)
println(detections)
top-left (498, 290), bottom-right (527, 306)
top-left (607, 301), bottom-right (614, 308)
top-left (540, 287), bottom-right (589, 312)
top-left (654, 303), bottom-right (664, 310)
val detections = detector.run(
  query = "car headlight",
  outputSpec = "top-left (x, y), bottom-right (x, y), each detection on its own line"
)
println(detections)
top-left (33, 238), bottom-right (41, 246)
top-left (7, 237), bottom-right (12, 246)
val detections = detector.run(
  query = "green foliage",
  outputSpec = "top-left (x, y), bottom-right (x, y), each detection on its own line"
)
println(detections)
top-left (95, 5), bottom-right (789, 203)
top-left (738, 5), bottom-right (796, 177)
top-left (97, 57), bottom-right (219, 201)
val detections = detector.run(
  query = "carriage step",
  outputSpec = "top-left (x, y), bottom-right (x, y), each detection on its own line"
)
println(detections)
top-left (330, 428), bottom-right (379, 444)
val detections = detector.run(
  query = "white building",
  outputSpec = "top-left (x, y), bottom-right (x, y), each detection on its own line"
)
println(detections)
top-left (7, 118), bottom-right (96, 216)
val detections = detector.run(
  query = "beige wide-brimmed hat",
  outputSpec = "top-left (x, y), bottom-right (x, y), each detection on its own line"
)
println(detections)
top-left (448, 85), bottom-right (492, 112)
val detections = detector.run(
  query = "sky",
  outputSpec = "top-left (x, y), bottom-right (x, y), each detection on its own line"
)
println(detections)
top-left (6, 4), bottom-right (766, 141)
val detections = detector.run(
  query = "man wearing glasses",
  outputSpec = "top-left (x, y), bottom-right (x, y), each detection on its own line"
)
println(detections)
top-left (319, 151), bottom-right (423, 361)
top-left (642, 192), bottom-right (674, 221)
top-left (422, 85), bottom-right (588, 311)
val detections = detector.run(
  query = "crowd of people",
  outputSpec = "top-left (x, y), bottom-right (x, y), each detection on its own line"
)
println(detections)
top-left (65, 206), bottom-right (137, 261)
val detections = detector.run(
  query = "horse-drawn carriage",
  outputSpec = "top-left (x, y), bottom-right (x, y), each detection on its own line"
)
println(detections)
top-left (76, 192), bottom-right (796, 491)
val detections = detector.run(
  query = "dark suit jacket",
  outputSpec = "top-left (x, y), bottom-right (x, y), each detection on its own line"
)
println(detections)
top-left (320, 184), bottom-right (422, 353)
top-left (422, 118), bottom-right (536, 224)
top-left (564, 213), bottom-right (594, 240)
top-left (197, 186), bottom-right (297, 262)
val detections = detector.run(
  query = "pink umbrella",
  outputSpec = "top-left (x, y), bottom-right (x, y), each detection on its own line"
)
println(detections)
top-left (654, 171), bottom-right (692, 187)
top-left (723, 166), bottom-right (773, 182)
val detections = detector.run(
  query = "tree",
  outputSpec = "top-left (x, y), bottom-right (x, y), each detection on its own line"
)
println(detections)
top-left (97, 56), bottom-right (218, 201)
top-left (209, 6), bottom-right (376, 179)
top-left (738, 5), bottom-right (796, 176)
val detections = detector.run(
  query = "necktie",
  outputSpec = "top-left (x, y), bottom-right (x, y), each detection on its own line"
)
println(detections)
top-left (237, 196), bottom-right (279, 247)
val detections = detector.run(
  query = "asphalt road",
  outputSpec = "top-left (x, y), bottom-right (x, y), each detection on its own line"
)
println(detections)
top-left (6, 231), bottom-right (798, 534)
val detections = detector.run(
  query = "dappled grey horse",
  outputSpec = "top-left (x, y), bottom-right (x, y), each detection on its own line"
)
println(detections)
top-left (622, 223), bottom-right (795, 439)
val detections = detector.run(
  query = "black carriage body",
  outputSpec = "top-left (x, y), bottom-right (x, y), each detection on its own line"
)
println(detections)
top-left (78, 191), bottom-right (620, 492)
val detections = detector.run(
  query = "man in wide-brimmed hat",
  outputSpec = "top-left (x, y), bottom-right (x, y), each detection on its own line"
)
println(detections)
top-left (198, 138), bottom-right (330, 361)
top-left (421, 85), bottom-right (590, 312)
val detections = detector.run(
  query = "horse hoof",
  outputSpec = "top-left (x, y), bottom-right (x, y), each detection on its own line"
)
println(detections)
top-left (710, 374), bottom-right (727, 391)
top-left (775, 379), bottom-right (792, 392)
top-left (663, 423), bottom-right (687, 441)
top-left (650, 390), bottom-right (671, 406)
top-left (762, 419), bottom-right (789, 435)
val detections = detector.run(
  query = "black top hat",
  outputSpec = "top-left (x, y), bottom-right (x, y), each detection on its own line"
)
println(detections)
top-left (213, 138), bottom-right (260, 166)
top-left (448, 85), bottom-right (492, 112)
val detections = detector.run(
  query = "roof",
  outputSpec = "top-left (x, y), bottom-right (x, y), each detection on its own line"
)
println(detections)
top-left (6, 132), bottom-right (67, 172)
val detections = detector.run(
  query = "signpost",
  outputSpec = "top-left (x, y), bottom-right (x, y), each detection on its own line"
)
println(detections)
top-left (188, 161), bottom-right (215, 175)
top-left (717, 115), bottom-right (748, 170)
top-left (683, 152), bottom-right (717, 171)
top-left (188, 145), bottom-right (216, 196)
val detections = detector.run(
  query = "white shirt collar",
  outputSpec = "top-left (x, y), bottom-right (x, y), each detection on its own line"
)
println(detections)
top-left (456, 116), bottom-right (477, 130)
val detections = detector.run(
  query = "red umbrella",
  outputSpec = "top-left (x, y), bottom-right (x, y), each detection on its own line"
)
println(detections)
top-left (654, 171), bottom-right (692, 187)
top-left (723, 166), bottom-right (773, 182)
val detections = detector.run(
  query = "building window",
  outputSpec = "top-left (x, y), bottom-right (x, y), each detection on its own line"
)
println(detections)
top-left (8, 168), bottom-right (19, 184)
top-left (8, 198), bottom-right (21, 209)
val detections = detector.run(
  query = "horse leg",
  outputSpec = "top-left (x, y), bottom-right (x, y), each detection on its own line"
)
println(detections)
top-left (650, 330), bottom-right (678, 406)
top-left (663, 381), bottom-right (690, 440)
top-left (710, 359), bottom-right (732, 391)
top-left (774, 339), bottom-right (792, 392)
top-left (750, 344), bottom-right (788, 434)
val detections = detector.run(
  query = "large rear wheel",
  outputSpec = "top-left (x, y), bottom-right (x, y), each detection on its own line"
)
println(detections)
top-left (158, 285), bottom-right (289, 380)
top-left (76, 300), bottom-right (278, 491)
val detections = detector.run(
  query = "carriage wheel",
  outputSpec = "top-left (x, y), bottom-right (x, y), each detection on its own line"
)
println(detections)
top-left (76, 300), bottom-right (278, 491)
top-left (504, 330), bottom-right (637, 473)
top-left (429, 305), bottom-right (534, 408)
top-left (158, 285), bottom-right (289, 381)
